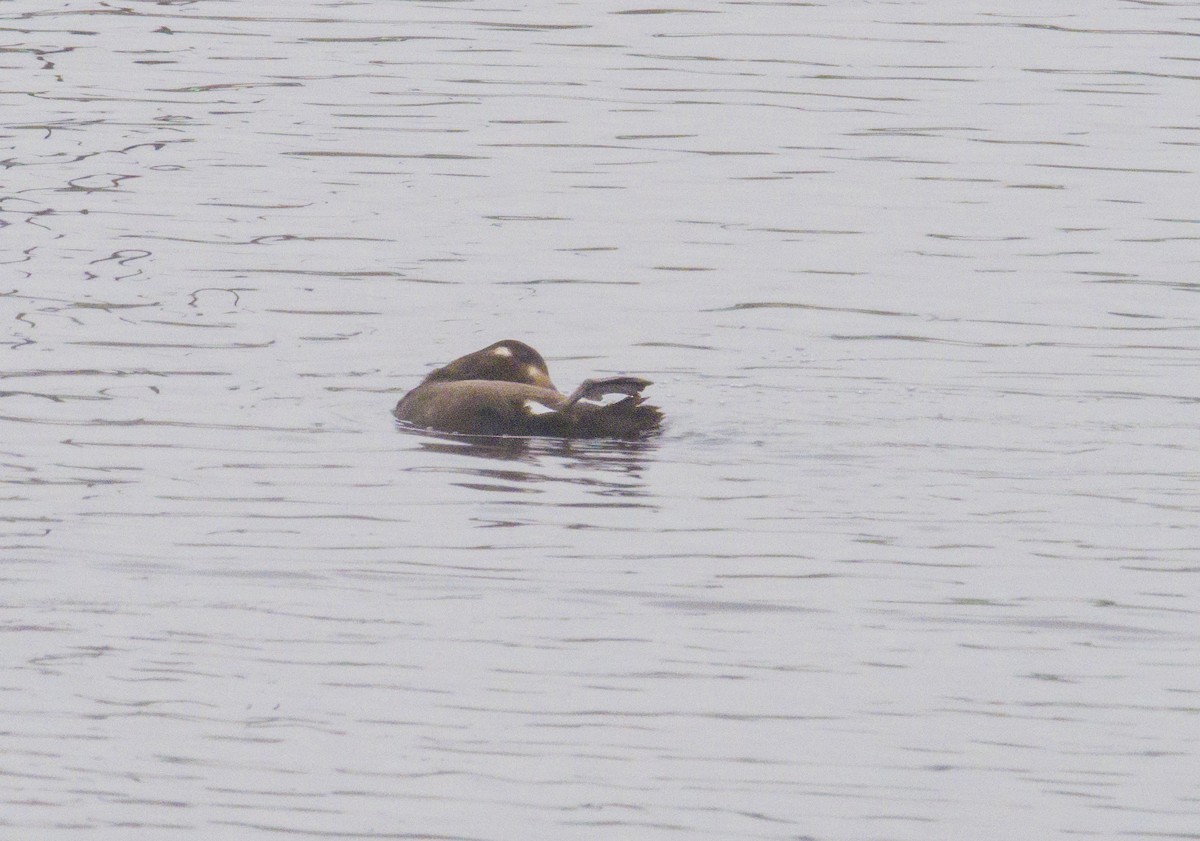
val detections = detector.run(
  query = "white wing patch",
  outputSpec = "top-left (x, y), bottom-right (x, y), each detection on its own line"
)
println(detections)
top-left (491, 345), bottom-right (513, 357)
top-left (589, 393), bottom-right (626, 405)
top-left (523, 399), bottom-right (557, 416)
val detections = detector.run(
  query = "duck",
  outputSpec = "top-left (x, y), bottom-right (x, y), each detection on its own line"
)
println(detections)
top-left (393, 340), bottom-right (662, 438)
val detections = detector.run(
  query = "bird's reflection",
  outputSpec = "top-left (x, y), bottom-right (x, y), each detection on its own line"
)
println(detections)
top-left (396, 422), bottom-right (660, 500)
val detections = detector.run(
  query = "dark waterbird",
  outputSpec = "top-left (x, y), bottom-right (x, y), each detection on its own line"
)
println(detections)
top-left (393, 340), bottom-right (663, 438)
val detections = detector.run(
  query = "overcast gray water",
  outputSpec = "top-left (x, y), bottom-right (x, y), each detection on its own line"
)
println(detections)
top-left (2, 1), bottom-right (1198, 839)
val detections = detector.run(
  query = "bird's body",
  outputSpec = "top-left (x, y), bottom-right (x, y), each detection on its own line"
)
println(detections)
top-left (393, 340), bottom-right (662, 438)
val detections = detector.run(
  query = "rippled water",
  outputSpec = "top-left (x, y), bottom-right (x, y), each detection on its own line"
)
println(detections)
top-left (3, 2), bottom-right (1198, 839)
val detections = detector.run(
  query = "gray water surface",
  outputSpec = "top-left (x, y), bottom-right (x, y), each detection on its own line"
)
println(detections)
top-left (2, 2), bottom-right (1198, 839)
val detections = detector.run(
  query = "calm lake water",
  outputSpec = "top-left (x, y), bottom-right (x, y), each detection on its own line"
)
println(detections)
top-left (2, 1), bottom-right (1198, 839)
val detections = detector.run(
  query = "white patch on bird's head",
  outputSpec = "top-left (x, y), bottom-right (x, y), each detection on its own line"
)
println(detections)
top-left (523, 399), bottom-right (557, 416)
top-left (491, 345), bottom-right (513, 357)
top-left (525, 364), bottom-right (543, 379)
